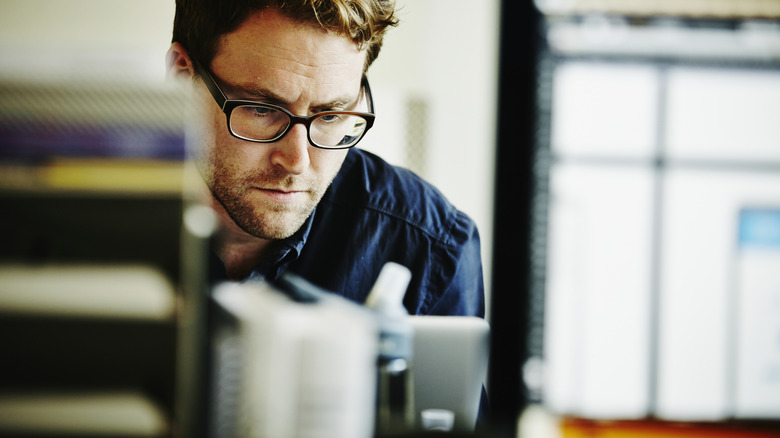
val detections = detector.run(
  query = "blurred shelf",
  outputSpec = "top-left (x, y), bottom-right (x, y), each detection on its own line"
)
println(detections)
top-left (518, 406), bottom-right (780, 438)
top-left (0, 264), bottom-right (176, 321)
top-left (560, 417), bottom-right (780, 438)
top-left (545, 17), bottom-right (780, 61)
top-left (0, 391), bottom-right (169, 437)
top-left (536, 0), bottom-right (780, 19)
top-left (0, 159), bottom-right (186, 197)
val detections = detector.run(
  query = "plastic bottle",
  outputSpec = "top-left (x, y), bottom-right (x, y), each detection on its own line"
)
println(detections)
top-left (365, 262), bottom-right (415, 435)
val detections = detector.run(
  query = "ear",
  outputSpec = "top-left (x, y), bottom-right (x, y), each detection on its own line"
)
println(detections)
top-left (166, 42), bottom-right (195, 80)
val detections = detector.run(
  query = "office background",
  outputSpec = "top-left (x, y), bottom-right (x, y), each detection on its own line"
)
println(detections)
top-left (3, 0), bottom-right (780, 437)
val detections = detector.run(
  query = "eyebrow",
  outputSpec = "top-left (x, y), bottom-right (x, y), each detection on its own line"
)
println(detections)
top-left (223, 78), bottom-right (360, 112)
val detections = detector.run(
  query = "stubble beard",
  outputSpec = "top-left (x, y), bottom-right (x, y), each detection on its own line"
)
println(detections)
top-left (208, 162), bottom-right (325, 240)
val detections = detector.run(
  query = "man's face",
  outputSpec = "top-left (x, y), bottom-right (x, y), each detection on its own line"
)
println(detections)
top-left (192, 8), bottom-right (367, 240)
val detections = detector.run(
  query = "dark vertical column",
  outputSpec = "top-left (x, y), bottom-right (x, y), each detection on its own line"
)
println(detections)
top-left (647, 64), bottom-right (669, 417)
top-left (488, 1), bottom-right (540, 437)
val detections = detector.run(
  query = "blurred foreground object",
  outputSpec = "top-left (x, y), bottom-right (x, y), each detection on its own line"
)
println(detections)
top-left (208, 276), bottom-right (379, 438)
top-left (0, 72), bottom-right (208, 438)
top-left (521, 2), bottom-right (780, 437)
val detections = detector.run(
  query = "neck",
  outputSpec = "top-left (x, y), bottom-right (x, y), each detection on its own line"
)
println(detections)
top-left (188, 162), bottom-right (275, 281)
top-left (210, 196), bottom-right (274, 282)
top-left (216, 228), bottom-right (273, 281)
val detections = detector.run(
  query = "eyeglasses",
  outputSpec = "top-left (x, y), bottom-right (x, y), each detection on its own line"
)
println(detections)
top-left (194, 61), bottom-right (375, 150)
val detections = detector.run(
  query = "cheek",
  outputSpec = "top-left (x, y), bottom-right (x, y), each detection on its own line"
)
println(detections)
top-left (190, 95), bottom-right (222, 166)
top-left (310, 149), bottom-right (348, 183)
top-left (197, 106), bottom-right (254, 173)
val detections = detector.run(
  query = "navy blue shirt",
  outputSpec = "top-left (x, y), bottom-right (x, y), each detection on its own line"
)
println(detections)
top-left (213, 148), bottom-right (485, 317)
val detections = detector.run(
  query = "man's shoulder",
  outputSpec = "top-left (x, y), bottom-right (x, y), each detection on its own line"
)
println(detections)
top-left (326, 148), bottom-right (467, 240)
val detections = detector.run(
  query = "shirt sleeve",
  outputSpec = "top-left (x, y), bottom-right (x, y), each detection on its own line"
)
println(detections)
top-left (425, 209), bottom-right (486, 318)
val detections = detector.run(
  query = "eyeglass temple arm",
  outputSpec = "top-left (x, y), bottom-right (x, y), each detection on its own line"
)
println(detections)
top-left (362, 75), bottom-right (375, 114)
top-left (193, 60), bottom-right (229, 112)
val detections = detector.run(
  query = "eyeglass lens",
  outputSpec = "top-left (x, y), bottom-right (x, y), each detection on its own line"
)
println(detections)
top-left (230, 104), bottom-right (369, 148)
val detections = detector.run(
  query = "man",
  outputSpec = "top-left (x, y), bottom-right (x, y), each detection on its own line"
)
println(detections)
top-left (167, 0), bottom-right (484, 317)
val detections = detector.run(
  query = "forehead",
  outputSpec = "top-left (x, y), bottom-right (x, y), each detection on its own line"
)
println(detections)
top-left (211, 8), bottom-right (367, 100)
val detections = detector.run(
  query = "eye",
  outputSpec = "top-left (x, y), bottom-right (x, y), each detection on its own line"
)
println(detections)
top-left (248, 106), bottom-right (275, 117)
top-left (318, 113), bottom-right (342, 123)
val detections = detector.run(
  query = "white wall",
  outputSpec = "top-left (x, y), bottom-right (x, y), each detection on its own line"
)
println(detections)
top-left (0, 0), bottom-right (175, 79)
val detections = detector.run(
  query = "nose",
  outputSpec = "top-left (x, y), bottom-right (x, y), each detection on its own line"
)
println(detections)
top-left (269, 123), bottom-right (310, 174)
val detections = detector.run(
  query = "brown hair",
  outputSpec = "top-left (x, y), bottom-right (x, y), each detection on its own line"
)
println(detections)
top-left (172, 0), bottom-right (398, 71)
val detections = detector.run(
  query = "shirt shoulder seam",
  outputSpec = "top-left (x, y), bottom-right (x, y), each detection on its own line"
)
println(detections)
top-left (325, 197), bottom-right (458, 247)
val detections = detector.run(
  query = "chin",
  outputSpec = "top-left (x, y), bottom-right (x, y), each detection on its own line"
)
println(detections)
top-left (244, 211), bottom-right (311, 240)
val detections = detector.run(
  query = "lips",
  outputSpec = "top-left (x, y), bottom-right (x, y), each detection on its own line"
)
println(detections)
top-left (260, 186), bottom-right (307, 194)
top-left (254, 187), bottom-right (307, 203)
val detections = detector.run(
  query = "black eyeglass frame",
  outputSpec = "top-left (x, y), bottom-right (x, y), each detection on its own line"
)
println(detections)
top-left (194, 60), bottom-right (376, 150)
